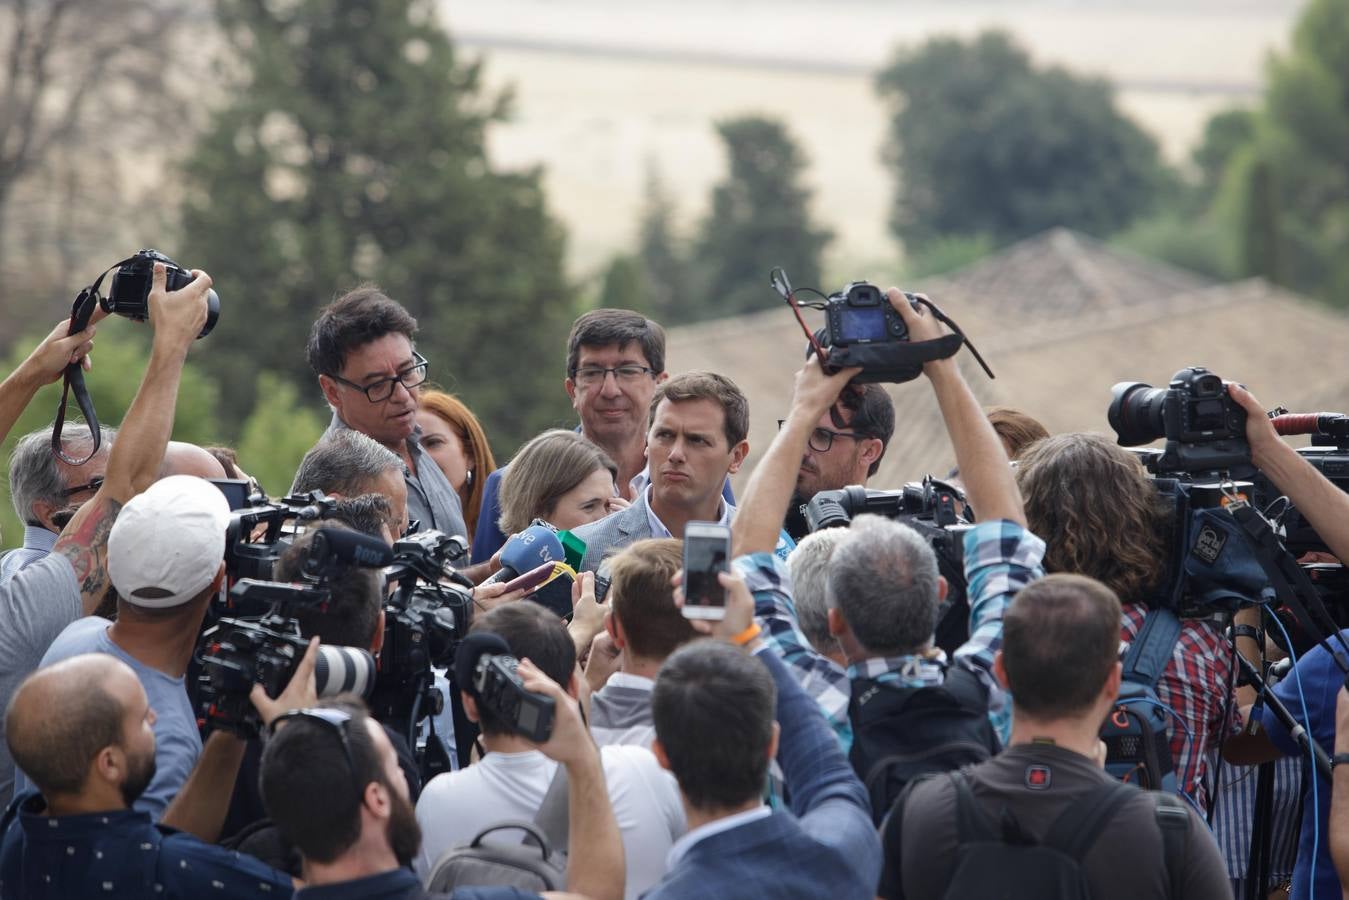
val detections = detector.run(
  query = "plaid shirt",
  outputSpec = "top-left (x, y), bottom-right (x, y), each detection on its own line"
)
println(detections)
top-left (1120, 604), bottom-right (1238, 813)
top-left (845, 520), bottom-right (1046, 744)
top-left (734, 553), bottom-right (854, 751)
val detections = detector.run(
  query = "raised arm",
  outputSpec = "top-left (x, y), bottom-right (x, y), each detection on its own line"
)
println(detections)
top-left (732, 358), bottom-right (859, 557)
top-left (889, 290), bottom-right (1025, 526)
top-left (517, 657), bottom-right (625, 900)
top-left (53, 264), bottom-right (213, 614)
top-left (1231, 384), bottom-right (1349, 564)
top-left (0, 319), bottom-right (97, 444)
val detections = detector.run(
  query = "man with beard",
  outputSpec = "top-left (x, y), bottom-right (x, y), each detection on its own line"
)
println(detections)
top-left (260, 686), bottom-right (624, 900)
top-left (782, 383), bottom-right (893, 543)
top-left (0, 654), bottom-right (296, 898)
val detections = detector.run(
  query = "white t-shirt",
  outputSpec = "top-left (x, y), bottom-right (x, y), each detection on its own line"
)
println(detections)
top-left (414, 743), bottom-right (686, 899)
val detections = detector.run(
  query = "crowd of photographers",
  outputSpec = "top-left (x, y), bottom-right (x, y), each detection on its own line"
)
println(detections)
top-left (2, 257), bottom-right (1349, 900)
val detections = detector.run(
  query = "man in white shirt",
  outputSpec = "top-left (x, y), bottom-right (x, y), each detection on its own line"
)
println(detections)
top-left (415, 602), bottom-right (685, 899)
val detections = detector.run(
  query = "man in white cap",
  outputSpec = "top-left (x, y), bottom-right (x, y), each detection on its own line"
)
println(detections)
top-left (17, 475), bottom-right (232, 823)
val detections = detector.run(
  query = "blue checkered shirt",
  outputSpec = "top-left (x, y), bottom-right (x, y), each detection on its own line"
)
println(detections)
top-left (734, 552), bottom-right (854, 751)
top-left (844, 519), bottom-right (1046, 744)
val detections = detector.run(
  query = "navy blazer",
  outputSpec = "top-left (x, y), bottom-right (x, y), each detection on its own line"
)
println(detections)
top-left (641, 651), bottom-right (881, 900)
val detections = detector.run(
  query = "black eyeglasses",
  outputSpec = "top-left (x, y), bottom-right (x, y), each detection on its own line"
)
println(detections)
top-left (269, 708), bottom-right (362, 792)
top-left (777, 420), bottom-right (866, 453)
top-left (62, 476), bottom-right (104, 498)
top-left (328, 352), bottom-right (429, 403)
top-left (572, 365), bottom-right (657, 387)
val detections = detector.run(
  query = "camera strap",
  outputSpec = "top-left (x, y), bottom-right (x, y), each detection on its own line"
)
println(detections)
top-left (52, 258), bottom-right (133, 466)
top-left (1224, 500), bottom-right (1349, 676)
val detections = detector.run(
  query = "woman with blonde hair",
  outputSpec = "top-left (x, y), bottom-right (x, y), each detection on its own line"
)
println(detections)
top-left (498, 430), bottom-right (626, 535)
top-left (416, 389), bottom-right (496, 541)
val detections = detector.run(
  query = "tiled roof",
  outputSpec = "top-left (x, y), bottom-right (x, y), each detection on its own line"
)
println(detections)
top-left (665, 230), bottom-right (1349, 493)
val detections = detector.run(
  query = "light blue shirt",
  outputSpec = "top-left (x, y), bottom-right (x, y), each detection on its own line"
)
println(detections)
top-left (22, 618), bottom-right (202, 821)
top-left (0, 526), bottom-right (58, 586)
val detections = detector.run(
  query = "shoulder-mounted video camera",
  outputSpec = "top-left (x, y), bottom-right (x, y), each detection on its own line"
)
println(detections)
top-left (769, 267), bottom-right (994, 385)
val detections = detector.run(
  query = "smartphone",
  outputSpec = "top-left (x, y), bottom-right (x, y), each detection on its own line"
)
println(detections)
top-left (682, 521), bottom-right (731, 620)
top-left (209, 478), bottom-right (251, 511)
top-left (502, 561), bottom-right (560, 596)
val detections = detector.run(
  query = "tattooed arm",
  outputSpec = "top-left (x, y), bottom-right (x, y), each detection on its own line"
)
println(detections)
top-left (52, 264), bottom-right (213, 614)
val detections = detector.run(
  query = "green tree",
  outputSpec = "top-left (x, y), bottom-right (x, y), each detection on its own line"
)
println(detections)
top-left (1214, 0), bottom-right (1349, 304)
top-left (178, 0), bottom-right (576, 454)
top-left (875, 31), bottom-right (1167, 249)
top-left (0, 325), bottom-right (221, 549)
top-left (636, 168), bottom-right (691, 322)
top-left (237, 371), bottom-right (326, 497)
top-left (689, 116), bottom-right (832, 321)
top-left (597, 254), bottom-right (648, 313)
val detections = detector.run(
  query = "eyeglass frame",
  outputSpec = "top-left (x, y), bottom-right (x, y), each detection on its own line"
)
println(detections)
top-left (62, 476), bottom-right (105, 498)
top-left (776, 419), bottom-right (872, 454)
top-left (326, 351), bottom-right (429, 403)
top-left (268, 707), bottom-right (365, 795)
top-left (570, 364), bottom-right (658, 386)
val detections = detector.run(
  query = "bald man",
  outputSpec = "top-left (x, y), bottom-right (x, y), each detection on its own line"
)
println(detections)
top-left (0, 654), bottom-right (293, 899)
top-left (159, 441), bottom-right (228, 480)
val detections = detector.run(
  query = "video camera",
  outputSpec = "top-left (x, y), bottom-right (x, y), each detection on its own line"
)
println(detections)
top-left (769, 267), bottom-right (994, 385)
top-left (222, 490), bottom-right (348, 584)
top-left (454, 633), bottom-right (555, 743)
top-left (367, 530), bottom-right (474, 742)
top-left (805, 480), bottom-right (975, 654)
top-left (196, 526), bottom-right (383, 737)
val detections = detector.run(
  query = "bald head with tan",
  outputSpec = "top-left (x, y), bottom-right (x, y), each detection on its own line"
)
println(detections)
top-left (5, 654), bottom-right (157, 813)
top-left (158, 441), bottom-right (228, 480)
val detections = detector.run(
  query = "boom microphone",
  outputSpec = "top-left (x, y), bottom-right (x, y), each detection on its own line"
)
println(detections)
top-left (304, 526), bottom-right (395, 580)
top-left (1272, 413), bottom-right (1349, 440)
top-left (481, 524), bottom-right (567, 588)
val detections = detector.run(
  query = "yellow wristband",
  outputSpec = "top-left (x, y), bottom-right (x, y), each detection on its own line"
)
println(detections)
top-left (731, 623), bottom-right (762, 646)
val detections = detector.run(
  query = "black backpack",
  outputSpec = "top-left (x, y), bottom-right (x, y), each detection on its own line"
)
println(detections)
top-left (848, 665), bottom-right (1000, 826)
top-left (931, 771), bottom-right (1189, 899)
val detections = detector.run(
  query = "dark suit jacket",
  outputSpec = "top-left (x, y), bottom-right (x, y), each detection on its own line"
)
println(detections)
top-left (641, 651), bottom-right (881, 900)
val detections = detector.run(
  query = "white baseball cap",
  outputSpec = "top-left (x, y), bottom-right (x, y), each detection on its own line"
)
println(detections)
top-left (108, 475), bottom-right (231, 608)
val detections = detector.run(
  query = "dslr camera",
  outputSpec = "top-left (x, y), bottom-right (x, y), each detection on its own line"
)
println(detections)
top-left (1109, 366), bottom-right (1249, 476)
top-left (816, 281), bottom-right (926, 383)
top-left (103, 249), bottom-right (220, 338)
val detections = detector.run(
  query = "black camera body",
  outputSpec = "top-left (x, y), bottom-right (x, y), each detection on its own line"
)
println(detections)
top-left (472, 652), bottom-right (555, 743)
top-left (814, 281), bottom-right (924, 383)
top-left (104, 249), bottom-right (220, 338)
top-left (222, 491), bottom-right (344, 585)
top-left (1109, 366), bottom-right (1250, 476)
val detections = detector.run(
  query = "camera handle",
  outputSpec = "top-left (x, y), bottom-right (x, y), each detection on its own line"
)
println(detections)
top-left (52, 257), bottom-right (134, 466)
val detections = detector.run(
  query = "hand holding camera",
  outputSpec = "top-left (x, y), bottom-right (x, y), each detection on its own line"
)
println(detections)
top-left (145, 261), bottom-right (214, 352)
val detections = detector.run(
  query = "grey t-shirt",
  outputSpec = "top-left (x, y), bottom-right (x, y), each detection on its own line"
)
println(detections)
top-left (881, 743), bottom-right (1232, 900)
top-left (0, 553), bottom-right (82, 808)
top-left (19, 618), bottom-right (202, 821)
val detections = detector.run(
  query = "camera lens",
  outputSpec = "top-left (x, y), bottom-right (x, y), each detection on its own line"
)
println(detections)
top-left (1108, 382), bottom-right (1168, 446)
top-left (314, 645), bottom-right (376, 699)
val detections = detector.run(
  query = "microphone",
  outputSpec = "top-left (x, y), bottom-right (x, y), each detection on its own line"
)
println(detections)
top-left (304, 526), bottom-right (395, 580)
top-left (481, 524), bottom-right (567, 587)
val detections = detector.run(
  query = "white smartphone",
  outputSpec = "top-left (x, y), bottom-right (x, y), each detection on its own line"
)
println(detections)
top-left (682, 521), bottom-right (731, 620)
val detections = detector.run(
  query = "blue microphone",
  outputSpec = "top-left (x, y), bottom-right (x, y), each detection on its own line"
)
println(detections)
top-left (480, 524), bottom-right (567, 587)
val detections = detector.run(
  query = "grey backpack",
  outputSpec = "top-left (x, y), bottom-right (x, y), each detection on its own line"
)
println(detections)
top-left (425, 766), bottom-right (570, 893)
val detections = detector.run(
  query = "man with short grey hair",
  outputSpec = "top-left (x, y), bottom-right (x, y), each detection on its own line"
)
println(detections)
top-left (785, 528), bottom-right (848, 668)
top-left (292, 429), bottom-right (409, 538)
top-left (2, 424), bottom-right (115, 584)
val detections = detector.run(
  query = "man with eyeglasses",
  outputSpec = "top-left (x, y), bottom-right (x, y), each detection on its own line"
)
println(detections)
top-left (307, 286), bottom-right (470, 565)
top-left (1, 652), bottom-right (305, 899)
top-left (1, 423), bottom-right (115, 585)
top-left (781, 383), bottom-right (894, 543)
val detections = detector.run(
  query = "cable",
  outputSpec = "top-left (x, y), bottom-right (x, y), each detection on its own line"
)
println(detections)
top-left (1266, 610), bottom-right (1319, 900)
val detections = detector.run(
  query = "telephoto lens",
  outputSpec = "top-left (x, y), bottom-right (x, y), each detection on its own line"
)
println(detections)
top-left (314, 645), bottom-right (376, 699)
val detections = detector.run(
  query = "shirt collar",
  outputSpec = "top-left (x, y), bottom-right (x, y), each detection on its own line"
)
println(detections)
top-left (21, 524), bottom-right (58, 553)
top-left (17, 793), bottom-right (149, 839)
top-left (666, 804), bottom-right (772, 871)
top-left (295, 867), bottom-right (419, 899)
top-left (605, 672), bottom-right (656, 692)
top-left (643, 485), bottom-right (731, 540)
top-left (847, 652), bottom-right (948, 685)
